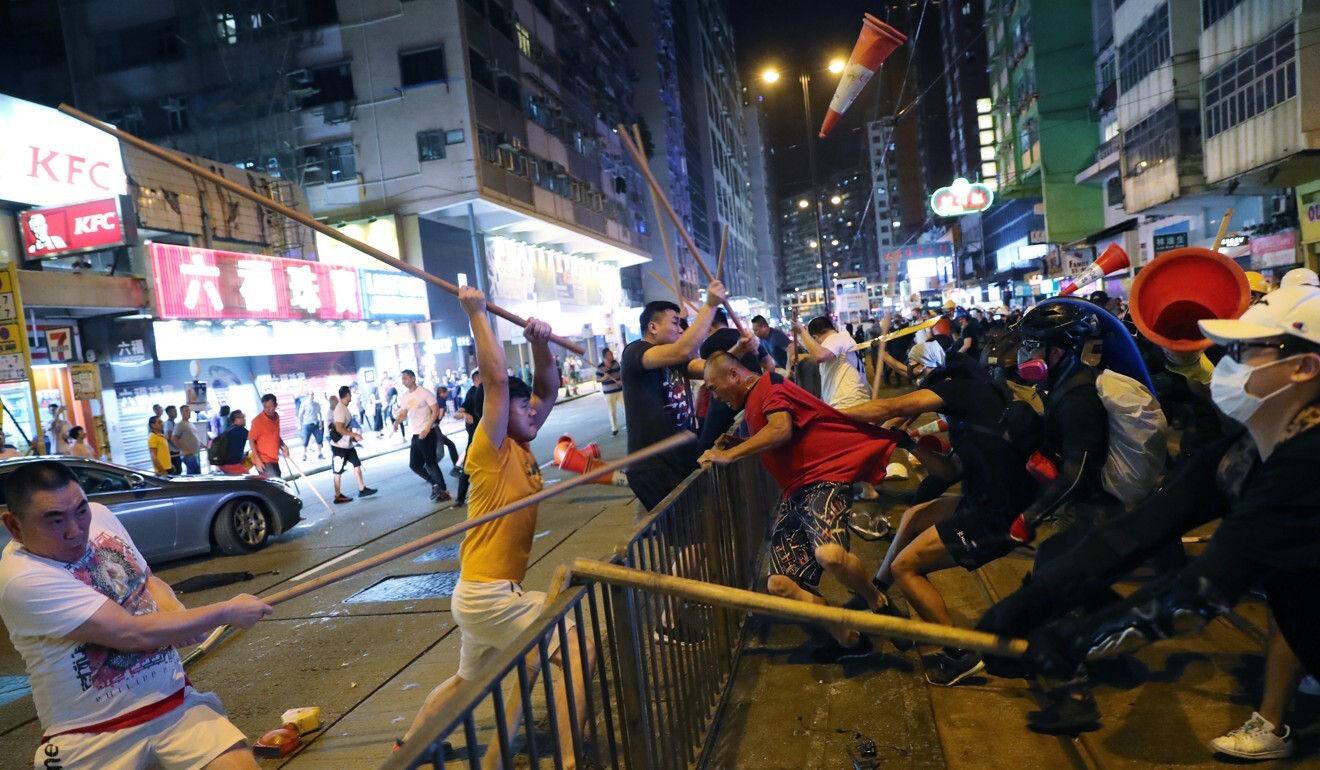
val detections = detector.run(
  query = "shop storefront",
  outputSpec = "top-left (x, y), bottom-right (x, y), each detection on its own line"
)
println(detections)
top-left (90, 242), bottom-right (426, 469)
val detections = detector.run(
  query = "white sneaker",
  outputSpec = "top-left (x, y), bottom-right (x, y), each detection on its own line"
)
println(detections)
top-left (1299, 674), bottom-right (1320, 697)
top-left (1210, 712), bottom-right (1292, 760)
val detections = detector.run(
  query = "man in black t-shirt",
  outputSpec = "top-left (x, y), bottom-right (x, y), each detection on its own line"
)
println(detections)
top-left (622, 281), bottom-right (729, 512)
top-left (452, 372), bottom-right (483, 506)
top-left (843, 357), bottom-right (1040, 686)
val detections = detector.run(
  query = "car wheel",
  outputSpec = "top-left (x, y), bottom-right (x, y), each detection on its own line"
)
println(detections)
top-left (213, 498), bottom-right (270, 555)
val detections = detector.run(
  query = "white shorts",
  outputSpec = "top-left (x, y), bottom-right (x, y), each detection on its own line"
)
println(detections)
top-left (35, 687), bottom-right (246, 770)
top-left (453, 578), bottom-right (574, 681)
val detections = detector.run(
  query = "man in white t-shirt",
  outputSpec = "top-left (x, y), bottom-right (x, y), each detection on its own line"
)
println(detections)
top-left (392, 369), bottom-right (450, 503)
top-left (793, 317), bottom-right (870, 410)
top-left (0, 460), bottom-right (272, 769)
top-left (330, 385), bottom-right (377, 504)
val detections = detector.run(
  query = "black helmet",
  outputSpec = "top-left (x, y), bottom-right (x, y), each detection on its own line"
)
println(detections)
top-left (1017, 302), bottom-right (1094, 351)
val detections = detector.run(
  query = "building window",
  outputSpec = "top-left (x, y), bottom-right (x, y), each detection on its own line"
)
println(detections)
top-left (1117, 3), bottom-right (1170, 93)
top-left (1106, 175), bottom-right (1125, 207)
top-left (515, 23), bottom-right (532, 57)
top-left (1204, 23), bottom-right (1296, 139)
top-left (216, 13), bottom-right (238, 45)
top-left (399, 46), bottom-right (446, 88)
top-left (477, 127), bottom-right (499, 164)
top-left (469, 49), bottom-right (495, 91)
top-left (446, 129), bottom-right (465, 145)
top-left (418, 130), bottom-right (447, 161)
top-left (326, 141), bottom-right (356, 182)
top-left (162, 97), bottom-right (189, 133)
top-left (302, 62), bottom-right (355, 108)
top-left (496, 74), bottom-right (521, 106)
top-left (1203, 0), bottom-right (1247, 29)
top-left (95, 20), bottom-right (183, 72)
top-left (1122, 102), bottom-right (1178, 178)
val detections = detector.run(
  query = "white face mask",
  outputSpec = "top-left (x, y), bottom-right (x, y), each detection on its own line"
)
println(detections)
top-left (1210, 354), bottom-right (1300, 424)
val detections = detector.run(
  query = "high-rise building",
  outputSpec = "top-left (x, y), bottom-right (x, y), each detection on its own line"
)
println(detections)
top-left (744, 102), bottom-right (781, 311)
top-left (626, 0), bottom-right (762, 304)
top-left (779, 170), bottom-right (872, 319)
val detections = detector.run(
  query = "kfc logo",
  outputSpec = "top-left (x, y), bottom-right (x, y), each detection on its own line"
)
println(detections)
top-left (20, 198), bottom-right (130, 258)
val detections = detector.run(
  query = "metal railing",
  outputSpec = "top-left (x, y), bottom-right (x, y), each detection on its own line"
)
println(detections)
top-left (383, 455), bottom-right (778, 770)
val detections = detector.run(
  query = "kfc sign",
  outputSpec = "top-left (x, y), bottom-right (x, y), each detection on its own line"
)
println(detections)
top-left (149, 243), bottom-right (363, 321)
top-left (0, 94), bottom-right (128, 206)
top-left (20, 197), bottom-right (134, 258)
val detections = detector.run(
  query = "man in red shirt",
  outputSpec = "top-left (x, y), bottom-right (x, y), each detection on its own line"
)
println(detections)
top-left (247, 393), bottom-right (288, 478)
top-left (699, 351), bottom-right (903, 662)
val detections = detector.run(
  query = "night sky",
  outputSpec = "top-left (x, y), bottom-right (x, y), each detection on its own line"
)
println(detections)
top-left (728, 0), bottom-right (899, 196)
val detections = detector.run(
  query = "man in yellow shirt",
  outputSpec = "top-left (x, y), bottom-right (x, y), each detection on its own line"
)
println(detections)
top-left (399, 287), bottom-right (594, 767)
top-left (147, 417), bottom-right (172, 475)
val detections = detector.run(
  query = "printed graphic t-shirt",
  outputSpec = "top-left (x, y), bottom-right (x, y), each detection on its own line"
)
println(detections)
top-left (0, 503), bottom-right (185, 736)
top-left (621, 339), bottom-right (698, 472)
top-left (459, 421), bottom-right (544, 583)
top-left (397, 386), bottom-right (438, 439)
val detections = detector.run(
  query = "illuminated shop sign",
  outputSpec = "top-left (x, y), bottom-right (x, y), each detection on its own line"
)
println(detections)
top-left (930, 177), bottom-right (994, 217)
top-left (20, 197), bottom-right (134, 258)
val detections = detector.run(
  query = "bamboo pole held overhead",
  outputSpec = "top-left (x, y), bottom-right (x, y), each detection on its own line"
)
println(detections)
top-left (58, 103), bottom-right (587, 356)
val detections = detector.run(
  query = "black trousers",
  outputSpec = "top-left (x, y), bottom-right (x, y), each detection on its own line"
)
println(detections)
top-left (409, 432), bottom-right (445, 490)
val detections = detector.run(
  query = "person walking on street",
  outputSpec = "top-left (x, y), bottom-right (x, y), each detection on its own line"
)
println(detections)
top-left (211, 410), bottom-right (251, 475)
top-left (395, 369), bottom-right (450, 502)
top-left (435, 386), bottom-right (461, 475)
top-left (330, 386), bottom-right (377, 503)
top-left (248, 394), bottom-right (288, 478)
top-left (171, 405), bottom-right (203, 475)
top-left (163, 405), bottom-right (182, 474)
top-left (298, 391), bottom-right (325, 462)
top-left (147, 417), bottom-right (171, 475)
top-left (596, 348), bottom-right (624, 435)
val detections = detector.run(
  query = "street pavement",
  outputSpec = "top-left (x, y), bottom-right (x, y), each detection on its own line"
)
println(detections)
top-left (2, 389), bottom-right (1318, 768)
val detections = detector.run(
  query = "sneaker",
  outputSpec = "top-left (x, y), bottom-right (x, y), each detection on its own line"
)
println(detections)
top-left (1299, 674), bottom-right (1320, 697)
top-left (359, 487), bottom-right (378, 497)
top-left (810, 633), bottom-right (874, 664)
top-left (612, 429), bottom-right (619, 436)
top-left (925, 649), bottom-right (986, 686)
top-left (430, 485), bottom-right (443, 501)
top-left (434, 490), bottom-right (452, 503)
top-left (334, 494), bottom-right (352, 504)
top-left (1026, 689), bottom-right (1101, 734)
top-left (1210, 712), bottom-right (1293, 760)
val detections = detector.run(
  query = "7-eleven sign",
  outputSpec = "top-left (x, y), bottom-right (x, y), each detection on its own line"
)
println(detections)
top-left (45, 327), bottom-right (74, 362)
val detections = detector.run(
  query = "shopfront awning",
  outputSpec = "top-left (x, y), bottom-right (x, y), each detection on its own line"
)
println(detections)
top-left (1066, 218), bottom-right (1138, 249)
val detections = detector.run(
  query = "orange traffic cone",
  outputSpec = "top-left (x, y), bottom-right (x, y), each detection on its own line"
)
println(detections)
top-left (819, 15), bottom-right (907, 139)
top-left (1060, 243), bottom-right (1130, 296)
top-left (914, 434), bottom-right (951, 454)
top-left (908, 419), bottom-right (949, 440)
top-left (553, 435), bottom-right (576, 467)
top-left (557, 443), bottom-right (619, 485)
top-left (581, 442), bottom-right (601, 459)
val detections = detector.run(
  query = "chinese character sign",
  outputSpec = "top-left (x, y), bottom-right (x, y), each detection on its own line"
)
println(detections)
top-left (149, 243), bottom-right (362, 321)
top-left (882, 242), bottom-right (954, 263)
top-left (929, 178), bottom-right (994, 218)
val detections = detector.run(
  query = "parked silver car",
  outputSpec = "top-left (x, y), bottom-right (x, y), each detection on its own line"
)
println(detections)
top-left (0, 457), bottom-right (302, 563)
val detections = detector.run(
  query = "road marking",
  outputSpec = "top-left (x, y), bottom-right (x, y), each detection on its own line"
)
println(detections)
top-left (290, 548), bottom-right (364, 581)
top-left (539, 459), bottom-right (557, 469)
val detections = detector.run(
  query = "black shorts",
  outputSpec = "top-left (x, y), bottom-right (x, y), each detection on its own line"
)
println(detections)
top-left (331, 445), bottom-right (361, 473)
top-left (770, 482), bottom-right (852, 589)
top-left (935, 502), bottom-right (1018, 571)
top-left (1265, 568), bottom-right (1320, 677)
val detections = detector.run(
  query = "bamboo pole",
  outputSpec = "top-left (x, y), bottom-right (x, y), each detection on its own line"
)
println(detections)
top-left (869, 312), bottom-right (891, 399)
top-left (617, 124), bottom-right (746, 335)
top-left (181, 433), bottom-right (695, 665)
top-left (1212, 207), bottom-right (1235, 253)
top-left (569, 558), bottom-right (1030, 658)
top-left (715, 223), bottom-right (729, 284)
top-left (57, 104), bottom-right (586, 356)
top-left (631, 125), bottom-right (686, 308)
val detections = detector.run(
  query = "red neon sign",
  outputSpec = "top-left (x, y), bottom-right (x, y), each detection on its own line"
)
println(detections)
top-left (20, 197), bottom-right (133, 258)
top-left (149, 243), bottom-right (362, 321)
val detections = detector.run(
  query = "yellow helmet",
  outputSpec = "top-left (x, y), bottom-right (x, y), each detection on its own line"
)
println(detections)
top-left (1245, 271), bottom-right (1270, 296)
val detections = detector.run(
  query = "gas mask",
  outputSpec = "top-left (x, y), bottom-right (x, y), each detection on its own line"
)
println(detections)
top-left (1016, 340), bottom-right (1050, 383)
top-left (1209, 354), bottom-right (1303, 424)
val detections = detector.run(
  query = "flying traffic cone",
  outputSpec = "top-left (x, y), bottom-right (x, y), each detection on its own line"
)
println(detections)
top-left (581, 441), bottom-right (601, 459)
top-left (819, 14), bottom-right (907, 139)
top-left (909, 419), bottom-right (949, 439)
top-left (553, 435), bottom-right (576, 467)
top-left (914, 435), bottom-right (951, 454)
top-left (1060, 243), bottom-right (1130, 296)
top-left (557, 443), bottom-right (623, 485)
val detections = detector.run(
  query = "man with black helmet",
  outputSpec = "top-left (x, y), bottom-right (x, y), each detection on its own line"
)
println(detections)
top-left (1007, 303), bottom-right (1111, 558)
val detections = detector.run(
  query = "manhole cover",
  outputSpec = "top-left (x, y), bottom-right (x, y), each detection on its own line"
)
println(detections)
top-left (345, 572), bottom-right (460, 603)
top-left (413, 544), bottom-right (462, 563)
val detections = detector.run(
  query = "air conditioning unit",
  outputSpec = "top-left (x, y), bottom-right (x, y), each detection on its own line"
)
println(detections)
top-left (285, 69), bottom-right (317, 97)
top-left (322, 100), bottom-right (354, 124)
top-left (497, 133), bottom-right (515, 149)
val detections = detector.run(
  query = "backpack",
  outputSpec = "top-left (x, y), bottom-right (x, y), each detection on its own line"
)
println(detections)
top-left (1094, 369), bottom-right (1168, 504)
top-left (207, 430), bottom-right (230, 465)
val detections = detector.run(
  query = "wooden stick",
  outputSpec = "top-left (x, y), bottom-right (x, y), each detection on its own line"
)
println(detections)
top-left (482, 566), bottom-right (575, 770)
top-left (848, 316), bottom-right (938, 352)
top-left (715, 224), bottom-right (729, 284)
top-left (57, 104), bottom-right (586, 356)
top-left (181, 433), bottom-right (694, 665)
top-left (646, 270), bottom-right (699, 312)
top-left (569, 558), bottom-right (1029, 657)
top-left (283, 454), bottom-right (335, 518)
top-left (1213, 207), bottom-right (1235, 253)
top-left (631, 125), bottom-right (686, 308)
top-left (869, 313), bottom-right (891, 399)
top-left (617, 125), bottom-right (746, 335)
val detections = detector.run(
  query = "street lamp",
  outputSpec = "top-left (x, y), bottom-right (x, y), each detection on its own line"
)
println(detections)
top-left (762, 60), bottom-right (843, 316)
top-left (830, 194), bottom-right (842, 205)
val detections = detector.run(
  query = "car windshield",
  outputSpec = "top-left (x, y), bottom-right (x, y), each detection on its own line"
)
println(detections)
top-left (72, 466), bottom-right (133, 494)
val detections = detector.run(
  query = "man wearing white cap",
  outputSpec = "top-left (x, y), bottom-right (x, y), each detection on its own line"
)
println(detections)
top-left (1280, 267), bottom-right (1319, 289)
top-left (1022, 285), bottom-right (1320, 756)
